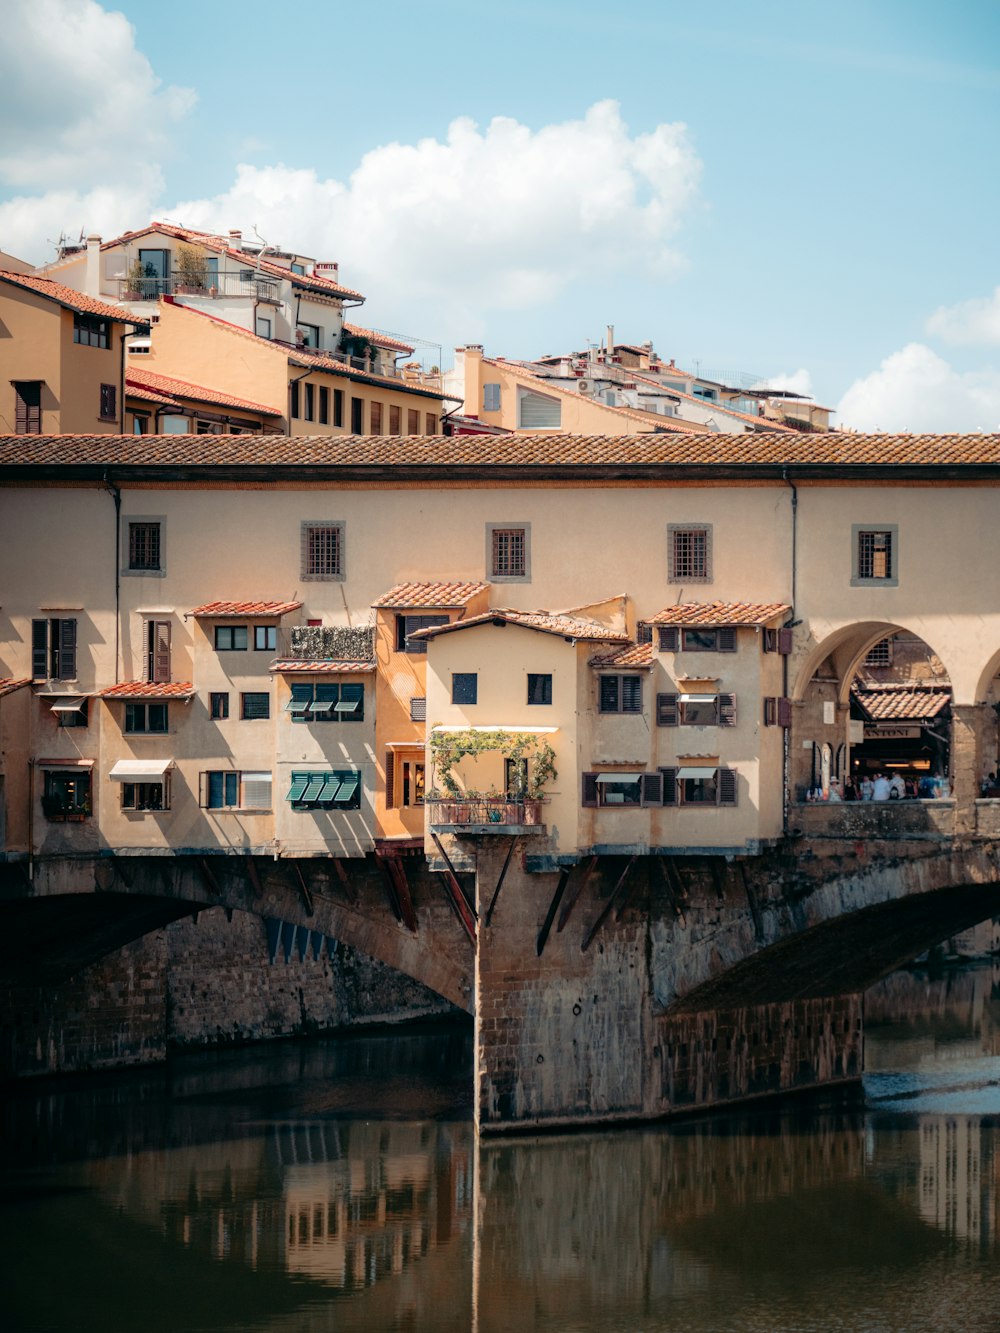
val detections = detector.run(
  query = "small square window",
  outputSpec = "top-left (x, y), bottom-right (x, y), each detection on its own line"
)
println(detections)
top-left (210, 692), bottom-right (229, 720)
top-left (124, 702), bottom-right (168, 733)
top-left (527, 673), bottom-right (552, 705)
top-left (301, 521), bottom-right (344, 581)
top-left (121, 780), bottom-right (167, 812)
top-left (599, 674), bottom-right (642, 714)
top-left (128, 521), bottom-right (161, 571)
top-left (483, 383), bottom-right (501, 411)
top-left (215, 625), bottom-right (248, 651)
top-left (241, 692), bottom-right (270, 720)
top-left (254, 625), bottom-right (276, 651)
top-left (668, 525), bottom-right (711, 583)
top-left (487, 523), bottom-right (530, 581)
top-left (452, 673), bottom-right (478, 705)
top-left (410, 696), bottom-right (427, 722)
top-left (853, 526), bottom-right (898, 586)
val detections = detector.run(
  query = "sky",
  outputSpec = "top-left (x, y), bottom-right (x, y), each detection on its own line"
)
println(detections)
top-left (1, 0), bottom-right (999, 429)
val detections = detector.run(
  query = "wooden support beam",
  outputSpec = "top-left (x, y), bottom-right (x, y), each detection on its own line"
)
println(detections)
top-left (655, 857), bottom-right (687, 928)
top-left (710, 859), bottom-right (727, 903)
top-left (536, 868), bottom-right (570, 956)
top-left (557, 855), bottom-right (598, 933)
top-left (196, 857), bottom-right (223, 898)
top-left (331, 857), bottom-right (359, 904)
top-left (113, 857), bottom-right (133, 889)
top-left (292, 860), bottom-right (314, 916)
top-left (431, 835), bottom-right (477, 945)
top-left (245, 856), bottom-right (264, 898)
top-left (431, 833), bottom-right (477, 919)
top-left (376, 855), bottom-right (404, 923)
top-left (614, 858), bottom-right (646, 922)
top-left (736, 862), bottom-right (764, 941)
top-left (485, 838), bottom-right (519, 928)
top-left (581, 856), bottom-right (637, 952)
top-left (387, 856), bottom-right (418, 933)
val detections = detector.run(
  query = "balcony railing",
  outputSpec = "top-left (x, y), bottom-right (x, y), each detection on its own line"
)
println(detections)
top-left (116, 271), bottom-right (282, 304)
top-left (426, 797), bottom-right (543, 828)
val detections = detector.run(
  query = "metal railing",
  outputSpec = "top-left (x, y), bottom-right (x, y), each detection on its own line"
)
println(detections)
top-left (116, 271), bottom-right (281, 303)
top-left (426, 797), bottom-right (537, 827)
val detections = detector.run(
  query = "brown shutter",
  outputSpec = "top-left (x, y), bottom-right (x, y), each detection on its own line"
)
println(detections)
top-left (718, 693), bottom-right (736, 726)
top-left (659, 767), bottom-right (678, 806)
top-left (656, 692), bottom-right (679, 726)
top-left (762, 628), bottom-right (776, 653)
top-left (640, 773), bottom-right (663, 806)
top-left (32, 619), bottom-right (48, 678)
top-left (58, 618), bottom-right (77, 679)
top-left (582, 773), bottom-right (598, 808)
top-left (777, 697), bottom-right (792, 728)
top-left (153, 622), bottom-right (171, 682)
top-left (15, 382), bottom-right (41, 433)
top-left (198, 771), bottom-right (208, 808)
top-left (778, 628), bottom-right (793, 655)
top-left (717, 767), bottom-right (738, 806)
top-left (658, 626), bottom-right (679, 652)
top-left (763, 696), bottom-right (776, 726)
top-left (718, 627), bottom-right (737, 652)
top-left (384, 750), bottom-right (395, 809)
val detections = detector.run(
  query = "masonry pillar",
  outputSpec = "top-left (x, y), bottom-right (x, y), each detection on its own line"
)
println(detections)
top-left (951, 703), bottom-right (988, 835)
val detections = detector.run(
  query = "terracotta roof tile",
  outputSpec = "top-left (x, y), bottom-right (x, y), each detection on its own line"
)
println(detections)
top-left (0, 271), bottom-right (144, 324)
top-left (372, 581), bottom-right (489, 609)
top-left (647, 602), bottom-right (791, 627)
top-left (270, 660), bottom-right (376, 674)
top-left (852, 685), bottom-right (951, 721)
top-left (101, 681), bottom-right (195, 699)
top-left (412, 608), bottom-right (629, 643)
top-left (190, 600), bottom-right (302, 618)
top-left (125, 382), bottom-right (179, 407)
top-left (0, 677), bottom-right (31, 698)
top-left (589, 642), bottom-right (655, 667)
top-left (630, 371), bottom-right (798, 431)
top-left (127, 368), bottom-right (281, 417)
top-left (343, 322), bottom-right (414, 354)
top-left (5, 433), bottom-right (1000, 472)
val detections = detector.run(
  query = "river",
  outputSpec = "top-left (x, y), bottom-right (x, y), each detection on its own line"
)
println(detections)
top-left (3, 964), bottom-right (1000, 1332)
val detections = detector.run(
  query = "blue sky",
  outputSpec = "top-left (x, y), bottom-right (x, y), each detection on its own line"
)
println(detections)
top-left (2, 0), bottom-right (1000, 427)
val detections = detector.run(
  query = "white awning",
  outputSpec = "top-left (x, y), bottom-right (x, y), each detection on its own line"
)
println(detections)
top-left (678, 693), bottom-right (716, 704)
top-left (430, 725), bottom-right (558, 735)
top-left (676, 766), bottom-right (718, 780)
top-left (594, 773), bottom-right (642, 783)
top-left (50, 700), bottom-right (87, 713)
top-left (109, 758), bottom-right (174, 780)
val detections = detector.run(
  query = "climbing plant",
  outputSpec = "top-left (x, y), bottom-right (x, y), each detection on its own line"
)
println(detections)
top-left (429, 730), bottom-right (557, 799)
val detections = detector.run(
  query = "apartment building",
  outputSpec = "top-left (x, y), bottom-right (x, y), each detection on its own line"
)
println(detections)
top-left (2, 431), bottom-right (999, 874)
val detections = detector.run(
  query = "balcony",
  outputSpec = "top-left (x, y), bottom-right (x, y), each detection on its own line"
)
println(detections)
top-left (426, 796), bottom-right (545, 834)
top-left (274, 625), bottom-right (375, 663)
top-left (116, 271), bottom-right (282, 304)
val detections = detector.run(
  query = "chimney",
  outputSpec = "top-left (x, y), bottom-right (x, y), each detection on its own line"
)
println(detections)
top-left (455, 345), bottom-right (484, 417)
top-left (228, 229), bottom-right (242, 247)
top-left (85, 234), bottom-right (101, 296)
top-left (605, 325), bottom-right (614, 356)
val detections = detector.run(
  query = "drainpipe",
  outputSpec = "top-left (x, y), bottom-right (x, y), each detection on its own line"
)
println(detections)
top-left (782, 467), bottom-right (799, 835)
top-left (103, 469), bottom-right (122, 683)
top-left (288, 364), bottom-right (312, 430)
top-left (119, 329), bottom-right (127, 434)
top-left (26, 758), bottom-right (34, 883)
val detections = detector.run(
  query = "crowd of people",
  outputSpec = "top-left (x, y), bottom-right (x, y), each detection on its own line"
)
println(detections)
top-left (807, 772), bottom-right (951, 802)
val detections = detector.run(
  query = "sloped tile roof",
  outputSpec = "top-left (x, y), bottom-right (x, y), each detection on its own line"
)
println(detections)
top-left (630, 371), bottom-right (797, 431)
top-left (411, 608), bottom-right (629, 643)
top-left (648, 602), bottom-right (791, 627)
top-left (0, 271), bottom-right (144, 324)
top-left (190, 600), bottom-right (302, 618)
top-left (101, 681), bottom-right (195, 699)
top-left (126, 368), bottom-right (281, 416)
top-left (372, 581), bottom-right (489, 608)
top-left (852, 686), bottom-right (951, 721)
top-left (5, 433), bottom-right (1000, 472)
top-left (125, 381), bottom-right (179, 406)
top-left (0, 677), bottom-right (31, 698)
top-left (589, 642), bottom-right (655, 667)
top-left (270, 659), bottom-right (376, 674)
top-left (343, 322), bottom-right (414, 354)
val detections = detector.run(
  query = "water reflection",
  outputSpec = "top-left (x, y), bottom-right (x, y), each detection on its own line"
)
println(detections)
top-left (3, 969), bottom-right (1000, 1331)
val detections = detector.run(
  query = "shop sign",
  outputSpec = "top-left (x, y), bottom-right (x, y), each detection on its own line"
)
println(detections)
top-left (864, 723), bottom-right (921, 739)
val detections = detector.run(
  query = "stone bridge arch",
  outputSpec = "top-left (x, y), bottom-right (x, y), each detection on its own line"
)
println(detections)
top-left (0, 853), bottom-right (475, 1011)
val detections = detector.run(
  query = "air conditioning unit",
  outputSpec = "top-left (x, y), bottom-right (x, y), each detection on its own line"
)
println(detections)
top-left (578, 380), bottom-right (591, 394)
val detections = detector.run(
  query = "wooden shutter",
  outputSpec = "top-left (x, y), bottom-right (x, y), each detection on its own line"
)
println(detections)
top-left (15, 382), bottom-right (41, 433)
top-left (198, 771), bottom-right (209, 807)
top-left (718, 693), bottom-right (736, 726)
top-left (763, 628), bottom-right (776, 653)
top-left (58, 618), bottom-right (77, 679)
top-left (717, 767), bottom-right (738, 806)
top-left (100, 383), bottom-right (116, 420)
top-left (656, 692), bottom-right (679, 726)
top-left (599, 676), bottom-right (619, 713)
top-left (659, 767), bottom-right (678, 806)
top-left (31, 619), bottom-right (48, 678)
top-left (718, 627), bottom-right (737, 652)
top-left (640, 772), bottom-right (663, 807)
top-left (777, 628), bottom-right (793, 655)
top-left (622, 676), bottom-right (642, 713)
top-left (763, 696), bottom-right (776, 726)
top-left (146, 619), bottom-right (170, 682)
top-left (777, 697), bottom-right (792, 729)
top-left (582, 773), bottom-right (598, 808)
top-left (384, 750), bottom-right (395, 809)
top-left (658, 626), bottom-right (679, 652)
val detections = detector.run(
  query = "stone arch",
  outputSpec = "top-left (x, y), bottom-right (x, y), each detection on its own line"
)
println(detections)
top-left (791, 619), bottom-right (943, 705)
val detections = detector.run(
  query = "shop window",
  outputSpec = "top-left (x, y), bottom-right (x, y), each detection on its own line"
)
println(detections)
top-left (42, 769), bottom-right (91, 819)
top-left (527, 673), bottom-right (552, 705)
top-left (240, 692), bottom-right (270, 720)
top-left (668, 525), bottom-right (711, 582)
top-left (301, 521), bottom-right (344, 581)
top-left (598, 674), bottom-right (642, 714)
top-left (452, 673), bottom-right (478, 705)
top-left (395, 614), bottom-right (448, 654)
top-left (215, 625), bottom-right (248, 651)
top-left (32, 618), bottom-right (76, 680)
top-left (125, 702), bottom-right (167, 733)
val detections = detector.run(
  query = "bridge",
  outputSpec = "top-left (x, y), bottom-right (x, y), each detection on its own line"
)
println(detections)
top-left (4, 798), bottom-right (1000, 1131)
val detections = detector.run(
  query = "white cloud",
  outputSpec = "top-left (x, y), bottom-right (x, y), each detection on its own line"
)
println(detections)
top-left (0, 0), bottom-right (194, 259)
top-left (837, 343), bottom-right (1000, 432)
top-left (171, 101), bottom-right (702, 324)
top-left (752, 369), bottom-right (814, 397)
top-left (926, 287), bottom-right (1000, 346)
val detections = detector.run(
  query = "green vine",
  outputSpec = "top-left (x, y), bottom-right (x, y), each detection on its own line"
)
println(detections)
top-left (429, 730), bottom-right (557, 799)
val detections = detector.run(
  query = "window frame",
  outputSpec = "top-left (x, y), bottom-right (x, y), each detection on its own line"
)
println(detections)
top-left (14, 381), bottom-right (42, 433)
top-left (240, 691), bottom-right (271, 721)
top-left (598, 673), bottom-right (643, 714)
top-left (73, 313), bottom-right (110, 349)
top-left (452, 673), bottom-right (478, 706)
top-left (124, 701), bottom-right (168, 734)
top-left (300, 520), bottom-right (345, 582)
top-left (527, 673), bottom-right (552, 705)
top-left (127, 520), bottom-right (162, 572)
top-left (667, 524), bottom-right (712, 584)
top-left (486, 522), bottom-right (531, 582)
top-left (287, 768), bottom-right (362, 812)
top-left (121, 779), bottom-right (169, 812)
top-left (285, 680), bottom-right (364, 723)
top-left (42, 769), bottom-right (91, 820)
top-left (121, 514), bottom-right (166, 578)
top-left (852, 524), bottom-right (898, 587)
top-left (253, 625), bottom-right (277, 652)
top-left (210, 691), bottom-right (229, 720)
top-left (214, 624), bottom-right (248, 652)
top-left (99, 383), bottom-right (117, 421)
top-left (395, 613), bottom-right (449, 654)
top-left (202, 769), bottom-right (273, 811)
top-left (32, 617), bottom-right (77, 681)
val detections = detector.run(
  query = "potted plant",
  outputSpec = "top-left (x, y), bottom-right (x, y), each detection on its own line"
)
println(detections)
top-left (175, 242), bottom-right (209, 294)
top-left (124, 257), bottom-right (145, 301)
